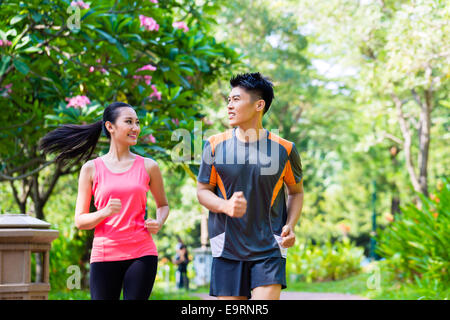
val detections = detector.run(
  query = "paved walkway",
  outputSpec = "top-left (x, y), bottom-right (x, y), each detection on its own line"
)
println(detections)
top-left (193, 292), bottom-right (369, 300)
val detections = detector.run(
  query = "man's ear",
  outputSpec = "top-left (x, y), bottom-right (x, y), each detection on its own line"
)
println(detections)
top-left (256, 99), bottom-right (265, 112)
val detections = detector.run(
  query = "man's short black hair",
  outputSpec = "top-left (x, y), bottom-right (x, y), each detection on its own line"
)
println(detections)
top-left (230, 72), bottom-right (274, 115)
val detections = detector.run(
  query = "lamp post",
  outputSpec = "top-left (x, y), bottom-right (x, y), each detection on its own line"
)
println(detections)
top-left (370, 180), bottom-right (378, 260)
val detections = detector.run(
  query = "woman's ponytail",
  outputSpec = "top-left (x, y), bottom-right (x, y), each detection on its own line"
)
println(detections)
top-left (39, 120), bottom-right (103, 165)
top-left (40, 102), bottom-right (132, 165)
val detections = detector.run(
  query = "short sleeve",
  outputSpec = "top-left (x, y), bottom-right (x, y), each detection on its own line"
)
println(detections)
top-left (197, 139), bottom-right (216, 186)
top-left (283, 143), bottom-right (303, 185)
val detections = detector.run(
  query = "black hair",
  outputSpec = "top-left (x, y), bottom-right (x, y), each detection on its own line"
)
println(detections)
top-left (229, 72), bottom-right (274, 114)
top-left (39, 102), bottom-right (133, 165)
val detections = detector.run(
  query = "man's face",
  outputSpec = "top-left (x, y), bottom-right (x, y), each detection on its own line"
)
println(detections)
top-left (227, 86), bottom-right (263, 127)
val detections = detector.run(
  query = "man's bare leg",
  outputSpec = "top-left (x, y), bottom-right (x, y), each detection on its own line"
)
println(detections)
top-left (251, 284), bottom-right (281, 300)
top-left (218, 296), bottom-right (248, 300)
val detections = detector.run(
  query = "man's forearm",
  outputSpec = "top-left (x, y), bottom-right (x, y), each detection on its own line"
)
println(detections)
top-left (286, 191), bottom-right (304, 230)
top-left (197, 188), bottom-right (229, 215)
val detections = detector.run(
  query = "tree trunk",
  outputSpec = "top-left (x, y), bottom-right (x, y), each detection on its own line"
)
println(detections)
top-left (416, 88), bottom-right (432, 197)
top-left (391, 91), bottom-right (431, 197)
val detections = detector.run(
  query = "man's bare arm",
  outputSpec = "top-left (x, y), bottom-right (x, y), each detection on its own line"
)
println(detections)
top-left (197, 182), bottom-right (247, 218)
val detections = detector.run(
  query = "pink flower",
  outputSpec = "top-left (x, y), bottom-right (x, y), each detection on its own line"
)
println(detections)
top-left (137, 64), bottom-right (157, 72)
top-left (143, 134), bottom-right (156, 144)
top-left (0, 39), bottom-right (12, 47)
top-left (139, 15), bottom-right (159, 32)
top-left (149, 85), bottom-right (162, 101)
top-left (89, 66), bottom-right (94, 72)
top-left (0, 83), bottom-right (12, 97)
top-left (4, 83), bottom-right (12, 93)
top-left (172, 21), bottom-right (189, 32)
top-left (171, 118), bottom-right (179, 126)
top-left (133, 75), bottom-right (152, 86)
top-left (149, 0), bottom-right (158, 3)
top-left (65, 95), bottom-right (91, 109)
top-left (70, 1), bottom-right (90, 9)
top-left (143, 75), bottom-right (152, 85)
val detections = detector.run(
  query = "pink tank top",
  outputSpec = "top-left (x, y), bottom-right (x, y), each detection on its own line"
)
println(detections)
top-left (90, 155), bottom-right (158, 263)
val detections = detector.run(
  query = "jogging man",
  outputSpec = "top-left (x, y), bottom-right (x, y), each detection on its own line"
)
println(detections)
top-left (197, 72), bottom-right (304, 300)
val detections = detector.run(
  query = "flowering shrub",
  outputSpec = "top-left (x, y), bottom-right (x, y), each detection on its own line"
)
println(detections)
top-left (0, 0), bottom-right (240, 174)
top-left (139, 15), bottom-right (160, 32)
top-left (173, 21), bottom-right (189, 32)
top-left (377, 179), bottom-right (449, 284)
top-left (66, 95), bottom-right (91, 109)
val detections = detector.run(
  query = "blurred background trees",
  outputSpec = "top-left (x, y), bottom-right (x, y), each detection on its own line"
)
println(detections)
top-left (0, 0), bottom-right (448, 298)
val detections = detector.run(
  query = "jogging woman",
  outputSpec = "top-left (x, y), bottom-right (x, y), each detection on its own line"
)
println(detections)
top-left (40, 102), bottom-right (169, 300)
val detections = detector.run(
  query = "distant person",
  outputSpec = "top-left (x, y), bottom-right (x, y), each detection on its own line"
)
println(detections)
top-left (40, 102), bottom-right (170, 300)
top-left (173, 236), bottom-right (189, 290)
top-left (197, 73), bottom-right (304, 300)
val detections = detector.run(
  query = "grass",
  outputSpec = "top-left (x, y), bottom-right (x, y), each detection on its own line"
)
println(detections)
top-left (287, 260), bottom-right (449, 300)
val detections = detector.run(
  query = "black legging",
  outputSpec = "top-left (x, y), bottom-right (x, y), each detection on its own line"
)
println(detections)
top-left (90, 255), bottom-right (158, 300)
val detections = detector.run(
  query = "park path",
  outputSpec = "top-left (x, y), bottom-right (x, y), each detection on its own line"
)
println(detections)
top-left (193, 292), bottom-right (369, 300)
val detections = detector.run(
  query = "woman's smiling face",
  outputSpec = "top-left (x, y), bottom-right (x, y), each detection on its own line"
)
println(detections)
top-left (106, 107), bottom-right (141, 146)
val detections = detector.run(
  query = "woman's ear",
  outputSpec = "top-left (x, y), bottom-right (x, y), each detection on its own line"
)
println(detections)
top-left (105, 121), bottom-right (114, 135)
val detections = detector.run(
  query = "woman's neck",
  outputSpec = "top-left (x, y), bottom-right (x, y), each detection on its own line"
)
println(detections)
top-left (105, 141), bottom-right (133, 161)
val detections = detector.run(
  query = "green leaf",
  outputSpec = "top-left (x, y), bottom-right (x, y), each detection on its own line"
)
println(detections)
top-left (94, 28), bottom-right (117, 44)
top-left (13, 58), bottom-right (29, 75)
top-left (115, 42), bottom-right (129, 60)
top-left (0, 56), bottom-right (11, 76)
top-left (10, 15), bottom-right (26, 25)
top-left (21, 46), bottom-right (41, 53)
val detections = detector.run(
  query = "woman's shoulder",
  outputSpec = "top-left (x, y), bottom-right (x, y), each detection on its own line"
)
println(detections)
top-left (80, 159), bottom-right (96, 180)
top-left (142, 156), bottom-right (159, 171)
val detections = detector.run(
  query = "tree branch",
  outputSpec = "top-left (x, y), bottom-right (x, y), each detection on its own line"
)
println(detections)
top-left (380, 132), bottom-right (403, 145)
top-left (391, 93), bottom-right (421, 193)
top-left (41, 163), bottom-right (62, 205)
top-left (0, 160), bottom-right (55, 182)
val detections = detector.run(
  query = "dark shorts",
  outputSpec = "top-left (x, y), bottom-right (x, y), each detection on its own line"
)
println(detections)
top-left (210, 257), bottom-right (286, 299)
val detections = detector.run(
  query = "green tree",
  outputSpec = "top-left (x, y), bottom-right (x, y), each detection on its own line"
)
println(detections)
top-left (0, 0), bottom-right (239, 221)
top-left (293, 0), bottom-right (450, 198)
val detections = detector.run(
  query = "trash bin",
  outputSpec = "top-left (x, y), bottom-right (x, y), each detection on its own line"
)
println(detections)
top-left (0, 214), bottom-right (59, 300)
top-left (192, 246), bottom-right (212, 287)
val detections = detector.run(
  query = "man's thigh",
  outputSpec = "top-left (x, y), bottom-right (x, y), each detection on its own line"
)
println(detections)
top-left (251, 284), bottom-right (282, 300)
top-left (249, 257), bottom-right (286, 300)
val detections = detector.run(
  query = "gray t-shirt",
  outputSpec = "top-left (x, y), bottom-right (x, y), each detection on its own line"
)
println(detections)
top-left (198, 128), bottom-right (303, 261)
